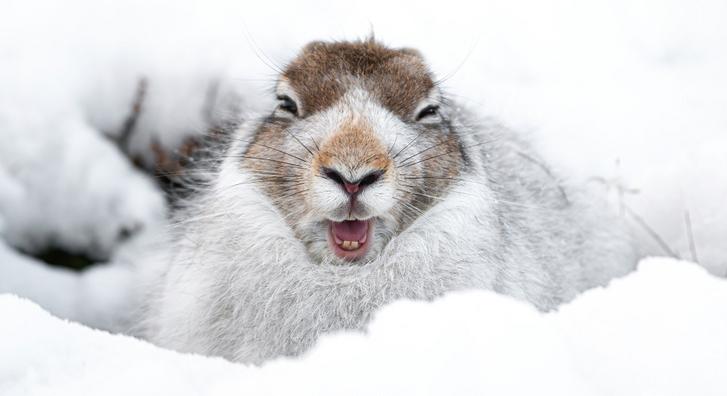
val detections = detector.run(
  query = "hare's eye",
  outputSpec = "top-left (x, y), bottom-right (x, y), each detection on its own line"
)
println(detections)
top-left (277, 95), bottom-right (299, 116)
top-left (416, 105), bottom-right (439, 122)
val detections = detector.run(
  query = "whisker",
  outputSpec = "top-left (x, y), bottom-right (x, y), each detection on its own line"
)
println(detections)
top-left (396, 187), bottom-right (447, 202)
top-left (397, 141), bottom-right (488, 169)
top-left (362, 152), bottom-right (383, 164)
top-left (276, 188), bottom-right (310, 201)
top-left (284, 129), bottom-right (316, 157)
top-left (397, 150), bottom-right (459, 169)
top-left (251, 170), bottom-right (302, 178)
top-left (169, 211), bottom-right (230, 227)
top-left (387, 134), bottom-right (399, 156)
top-left (241, 24), bottom-right (285, 75)
top-left (249, 142), bottom-right (309, 164)
top-left (252, 180), bottom-right (306, 188)
top-left (391, 197), bottom-right (446, 232)
top-left (391, 130), bottom-right (426, 160)
top-left (401, 175), bottom-right (489, 187)
top-left (226, 155), bottom-right (308, 170)
top-left (397, 136), bottom-right (459, 166)
top-left (299, 126), bottom-right (321, 152)
top-left (434, 38), bottom-right (478, 86)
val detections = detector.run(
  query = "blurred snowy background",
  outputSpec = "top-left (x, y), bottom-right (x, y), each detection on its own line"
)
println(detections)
top-left (1, 0), bottom-right (726, 393)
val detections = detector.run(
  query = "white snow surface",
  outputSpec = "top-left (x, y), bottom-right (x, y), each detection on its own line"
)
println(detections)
top-left (1, 0), bottom-right (726, 393)
top-left (1, 257), bottom-right (726, 395)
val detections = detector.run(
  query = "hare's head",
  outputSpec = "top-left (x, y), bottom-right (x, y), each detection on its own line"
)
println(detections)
top-left (241, 39), bottom-right (466, 264)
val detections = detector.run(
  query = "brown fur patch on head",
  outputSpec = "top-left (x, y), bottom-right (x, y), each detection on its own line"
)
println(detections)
top-left (283, 39), bottom-right (435, 118)
top-left (240, 119), bottom-right (305, 220)
top-left (240, 39), bottom-right (467, 259)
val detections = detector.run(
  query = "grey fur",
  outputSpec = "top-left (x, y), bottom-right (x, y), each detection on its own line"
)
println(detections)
top-left (138, 45), bottom-right (638, 365)
top-left (139, 116), bottom-right (637, 364)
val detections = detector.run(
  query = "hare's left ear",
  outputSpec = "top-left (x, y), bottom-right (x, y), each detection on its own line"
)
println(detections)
top-left (301, 40), bottom-right (327, 54)
top-left (398, 47), bottom-right (424, 59)
top-left (365, 29), bottom-right (376, 44)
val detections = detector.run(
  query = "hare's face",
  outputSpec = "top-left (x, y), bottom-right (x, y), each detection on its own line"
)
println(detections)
top-left (241, 40), bottom-right (465, 264)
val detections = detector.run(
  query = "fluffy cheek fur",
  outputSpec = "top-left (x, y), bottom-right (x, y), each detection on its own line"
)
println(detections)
top-left (304, 179), bottom-right (398, 262)
top-left (243, 91), bottom-right (460, 266)
top-left (295, 109), bottom-right (407, 264)
top-left (307, 174), bottom-right (397, 219)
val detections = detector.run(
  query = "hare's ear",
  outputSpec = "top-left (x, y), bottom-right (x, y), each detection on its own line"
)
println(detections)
top-left (301, 41), bottom-right (327, 53)
top-left (365, 28), bottom-right (376, 44)
top-left (399, 47), bottom-right (424, 59)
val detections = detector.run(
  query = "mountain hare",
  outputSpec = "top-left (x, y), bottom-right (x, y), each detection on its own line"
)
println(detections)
top-left (141, 39), bottom-right (637, 364)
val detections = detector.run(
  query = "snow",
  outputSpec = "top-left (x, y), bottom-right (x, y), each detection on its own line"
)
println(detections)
top-left (0, 0), bottom-right (726, 393)
top-left (1, 257), bottom-right (726, 395)
top-left (0, 237), bottom-right (145, 331)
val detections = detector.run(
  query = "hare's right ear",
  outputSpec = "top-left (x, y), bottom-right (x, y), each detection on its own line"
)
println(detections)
top-left (399, 47), bottom-right (424, 59)
top-left (301, 41), bottom-right (327, 53)
top-left (365, 29), bottom-right (376, 44)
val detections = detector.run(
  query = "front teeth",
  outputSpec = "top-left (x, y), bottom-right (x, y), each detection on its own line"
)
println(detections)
top-left (340, 241), bottom-right (360, 251)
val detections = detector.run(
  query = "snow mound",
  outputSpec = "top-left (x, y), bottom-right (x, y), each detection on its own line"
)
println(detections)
top-left (0, 238), bottom-right (142, 331)
top-left (1, 257), bottom-right (725, 395)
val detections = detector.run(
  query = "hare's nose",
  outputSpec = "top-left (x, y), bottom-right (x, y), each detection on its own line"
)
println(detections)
top-left (322, 167), bottom-right (384, 195)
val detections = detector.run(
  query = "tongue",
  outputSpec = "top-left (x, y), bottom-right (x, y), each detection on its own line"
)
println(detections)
top-left (331, 220), bottom-right (369, 242)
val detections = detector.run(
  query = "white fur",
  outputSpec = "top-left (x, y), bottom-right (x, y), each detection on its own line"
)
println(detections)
top-left (139, 87), bottom-right (638, 364)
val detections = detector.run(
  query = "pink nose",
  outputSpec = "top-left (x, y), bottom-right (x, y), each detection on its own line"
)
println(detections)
top-left (322, 167), bottom-right (384, 196)
top-left (344, 182), bottom-right (360, 194)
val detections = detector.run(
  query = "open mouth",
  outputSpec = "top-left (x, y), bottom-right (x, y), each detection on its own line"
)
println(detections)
top-left (328, 219), bottom-right (373, 261)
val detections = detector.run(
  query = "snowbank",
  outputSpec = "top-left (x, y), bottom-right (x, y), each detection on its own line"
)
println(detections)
top-left (0, 2), bottom-right (726, 393)
top-left (1, 257), bottom-right (726, 396)
top-left (0, 238), bottom-right (145, 331)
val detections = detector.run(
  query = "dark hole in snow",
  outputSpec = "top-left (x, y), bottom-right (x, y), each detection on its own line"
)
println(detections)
top-left (30, 246), bottom-right (100, 272)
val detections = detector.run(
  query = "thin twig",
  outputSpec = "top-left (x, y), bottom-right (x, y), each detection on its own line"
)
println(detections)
top-left (623, 204), bottom-right (678, 258)
top-left (118, 77), bottom-right (148, 151)
top-left (684, 209), bottom-right (699, 263)
top-left (516, 151), bottom-right (570, 205)
top-left (202, 78), bottom-right (221, 125)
